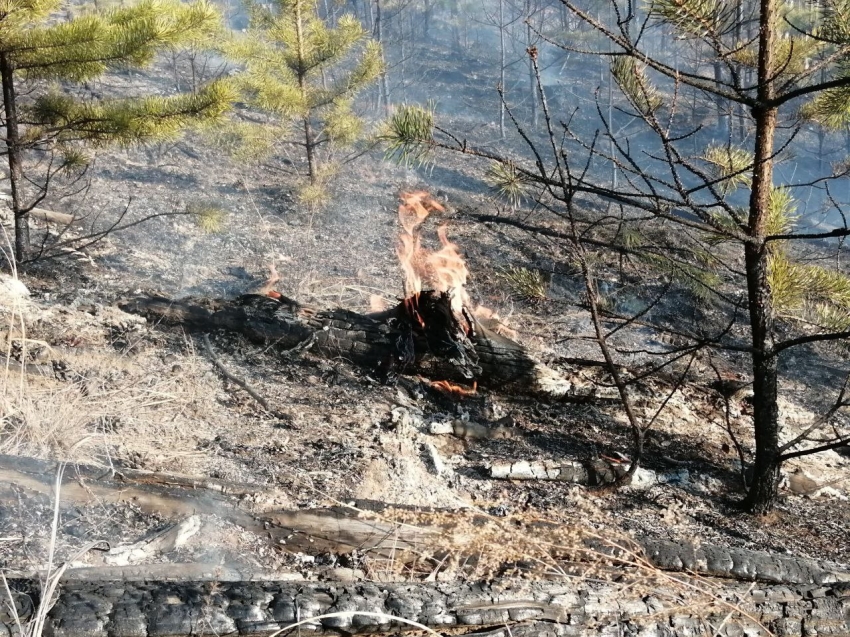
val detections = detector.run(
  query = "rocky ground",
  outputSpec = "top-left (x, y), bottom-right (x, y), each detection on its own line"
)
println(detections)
top-left (1, 42), bottom-right (849, 584)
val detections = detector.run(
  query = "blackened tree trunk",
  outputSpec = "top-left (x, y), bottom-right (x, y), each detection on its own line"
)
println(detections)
top-left (422, 0), bottom-right (432, 39)
top-left (1, 52), bottom-right (27, 263)
top-left (713, 60), bottom-right (726, 136)
top-left (743, 0), bottom-right (781, 514)
top-left (526, 0), bottom-right (538, 128)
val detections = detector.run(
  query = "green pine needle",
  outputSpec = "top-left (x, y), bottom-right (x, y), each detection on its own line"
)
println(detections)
top-left (766, 187), bottom-right (798, 236)
top-left (648, 0), bottom-right (728, 39)
top-left (188, 201), bottom-right (227, 233)
top-left (702, 145), bottom-right (753, 193)
top-left (385, 103), bottom-right (435, 167)
top-left (499, 266), bottom-right (549, 301)
top-left (486, 160), bottom-right (530, 207)
top-left (32, 79), bottom-right (235, 146)
top-left (611, 56), bottom-right (662, 116)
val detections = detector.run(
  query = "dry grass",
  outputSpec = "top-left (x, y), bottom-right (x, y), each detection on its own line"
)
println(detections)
top-left (1, 258), bottom-right (209, 468)
top-left (0, 355), bottom-right (203, 466)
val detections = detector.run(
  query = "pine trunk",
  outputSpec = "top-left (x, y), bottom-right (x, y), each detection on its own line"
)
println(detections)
top-left (294, 0), bottom-right (317, 184)
top-left (743, 0), bottom-right (781, 514)
top-left (498, 0), bottom-right (506, 139)
top-left (713, 60), bottom-right (726, 136)
top-left (375, 0), bottom-right (390, 116)
top-left (526, 0), bottom-right (537, 128)
top-left (0, 52), bottom-right (26, 263)
top-left (303, 116), bottom-right (316, 183)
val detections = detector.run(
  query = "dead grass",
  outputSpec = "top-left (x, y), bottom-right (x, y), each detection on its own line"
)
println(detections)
top-left (1, 264), bottom-right (211, 468)
top-left (0, 356), bottom-right (202, 466)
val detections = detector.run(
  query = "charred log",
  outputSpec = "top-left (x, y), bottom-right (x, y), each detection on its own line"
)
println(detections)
top-left (3, 576), bottom-right (850, 636)
top-left (118, 292), bottom-right (579, 396)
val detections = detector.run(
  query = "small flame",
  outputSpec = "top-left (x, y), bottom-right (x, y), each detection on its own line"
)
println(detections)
top-left (396, 191), bottom-right (469, 315)
top-left (431, 379), bottom-right (478, 397)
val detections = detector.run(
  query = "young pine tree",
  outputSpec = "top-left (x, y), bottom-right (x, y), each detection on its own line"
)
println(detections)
top-left (0, 0), bottom-right (234, 264)
top-left (224, 0), bottom-right (383, 202)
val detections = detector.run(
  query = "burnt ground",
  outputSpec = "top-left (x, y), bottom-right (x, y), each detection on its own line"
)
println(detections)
top-left (1, 41), bottom-right (849, 582)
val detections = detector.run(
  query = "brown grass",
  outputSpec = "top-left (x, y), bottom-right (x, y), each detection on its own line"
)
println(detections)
top-left (1, 274), bottom-right (210, 468)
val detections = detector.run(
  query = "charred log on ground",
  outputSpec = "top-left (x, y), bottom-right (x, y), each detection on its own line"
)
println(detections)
top-left (118, 292), bottom-right (584, 396)
top-left (3, 577), bottom-right (849, 636)
top-left (3, 454), bottom-right (848, 588)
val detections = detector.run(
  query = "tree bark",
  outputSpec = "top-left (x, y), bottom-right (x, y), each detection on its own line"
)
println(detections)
top-left (743, 0), bottom-right (781, 514)
top-left (294, 0), bottom-right (317, 184)
top-left (526, 0), bottom-right (538, 128)
top-left (498, 0), bottom-right (506, 139)
top-left (0, 51), bottom-right (27, 263)
top-left (4, 577), bottom-right (849, 636)
top-left (374, 0), bottom-right (390, 116)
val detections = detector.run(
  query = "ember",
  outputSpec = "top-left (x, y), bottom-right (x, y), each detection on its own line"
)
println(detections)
top-left (430, 379), bottom-right (478, 397)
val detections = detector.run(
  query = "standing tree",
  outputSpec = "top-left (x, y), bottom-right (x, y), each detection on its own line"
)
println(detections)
top-left (0, 0), bottom-right (234, 264)
top-left (224, 0), bottom-right (382, 202)
top-left (387, 0), bottom-right (850, 512)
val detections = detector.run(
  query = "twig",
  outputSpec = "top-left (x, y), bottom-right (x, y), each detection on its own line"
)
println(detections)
top-left (201, 334), bottom-right (280, 417)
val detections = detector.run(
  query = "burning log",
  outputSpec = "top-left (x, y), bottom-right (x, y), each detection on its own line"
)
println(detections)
top-left (121, 191), bottom-right (604, 396)
top-left (120, 192), bottom-right (608, 399)
top-left (119, 291), bottom-right (580, 396)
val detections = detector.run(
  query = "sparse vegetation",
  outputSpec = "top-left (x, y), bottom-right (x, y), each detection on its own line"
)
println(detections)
top-left (498, 265), bottom-right (548, 300)
top-left (188, 201), bottom-right (227, 233)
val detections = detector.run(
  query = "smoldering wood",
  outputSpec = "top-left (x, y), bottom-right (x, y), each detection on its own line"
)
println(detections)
top-left (3, 576), bottom-right (849, 636)
top-left (117, 293), bottom-right (599, 397)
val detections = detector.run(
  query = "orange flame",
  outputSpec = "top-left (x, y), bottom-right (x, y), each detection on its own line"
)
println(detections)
top-left (430, 379), bottom-right (478, 397)
top-left (396, 191), bottom-right (469, 315)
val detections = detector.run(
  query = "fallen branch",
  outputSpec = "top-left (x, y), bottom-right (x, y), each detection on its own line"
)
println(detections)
top-left (201, 333), bottom-right (282, 416)
top-left (104, 516), bottom-right (201, 566)
top-left (3, 454), bottom-right (847, 586)
top-left (0, 194), bottom-right (75, 226)
top-left (489, 458), bottom-right (626, 484)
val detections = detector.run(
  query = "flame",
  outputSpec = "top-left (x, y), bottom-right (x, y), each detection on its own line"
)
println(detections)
top-left (430, 379), bottom-right (478, 397)
top-left (396, 191), bottom-right (469, 315)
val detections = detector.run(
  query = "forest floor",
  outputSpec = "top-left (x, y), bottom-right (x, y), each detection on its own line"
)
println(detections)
top-left (1, 43), bottom-right (849, 583)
